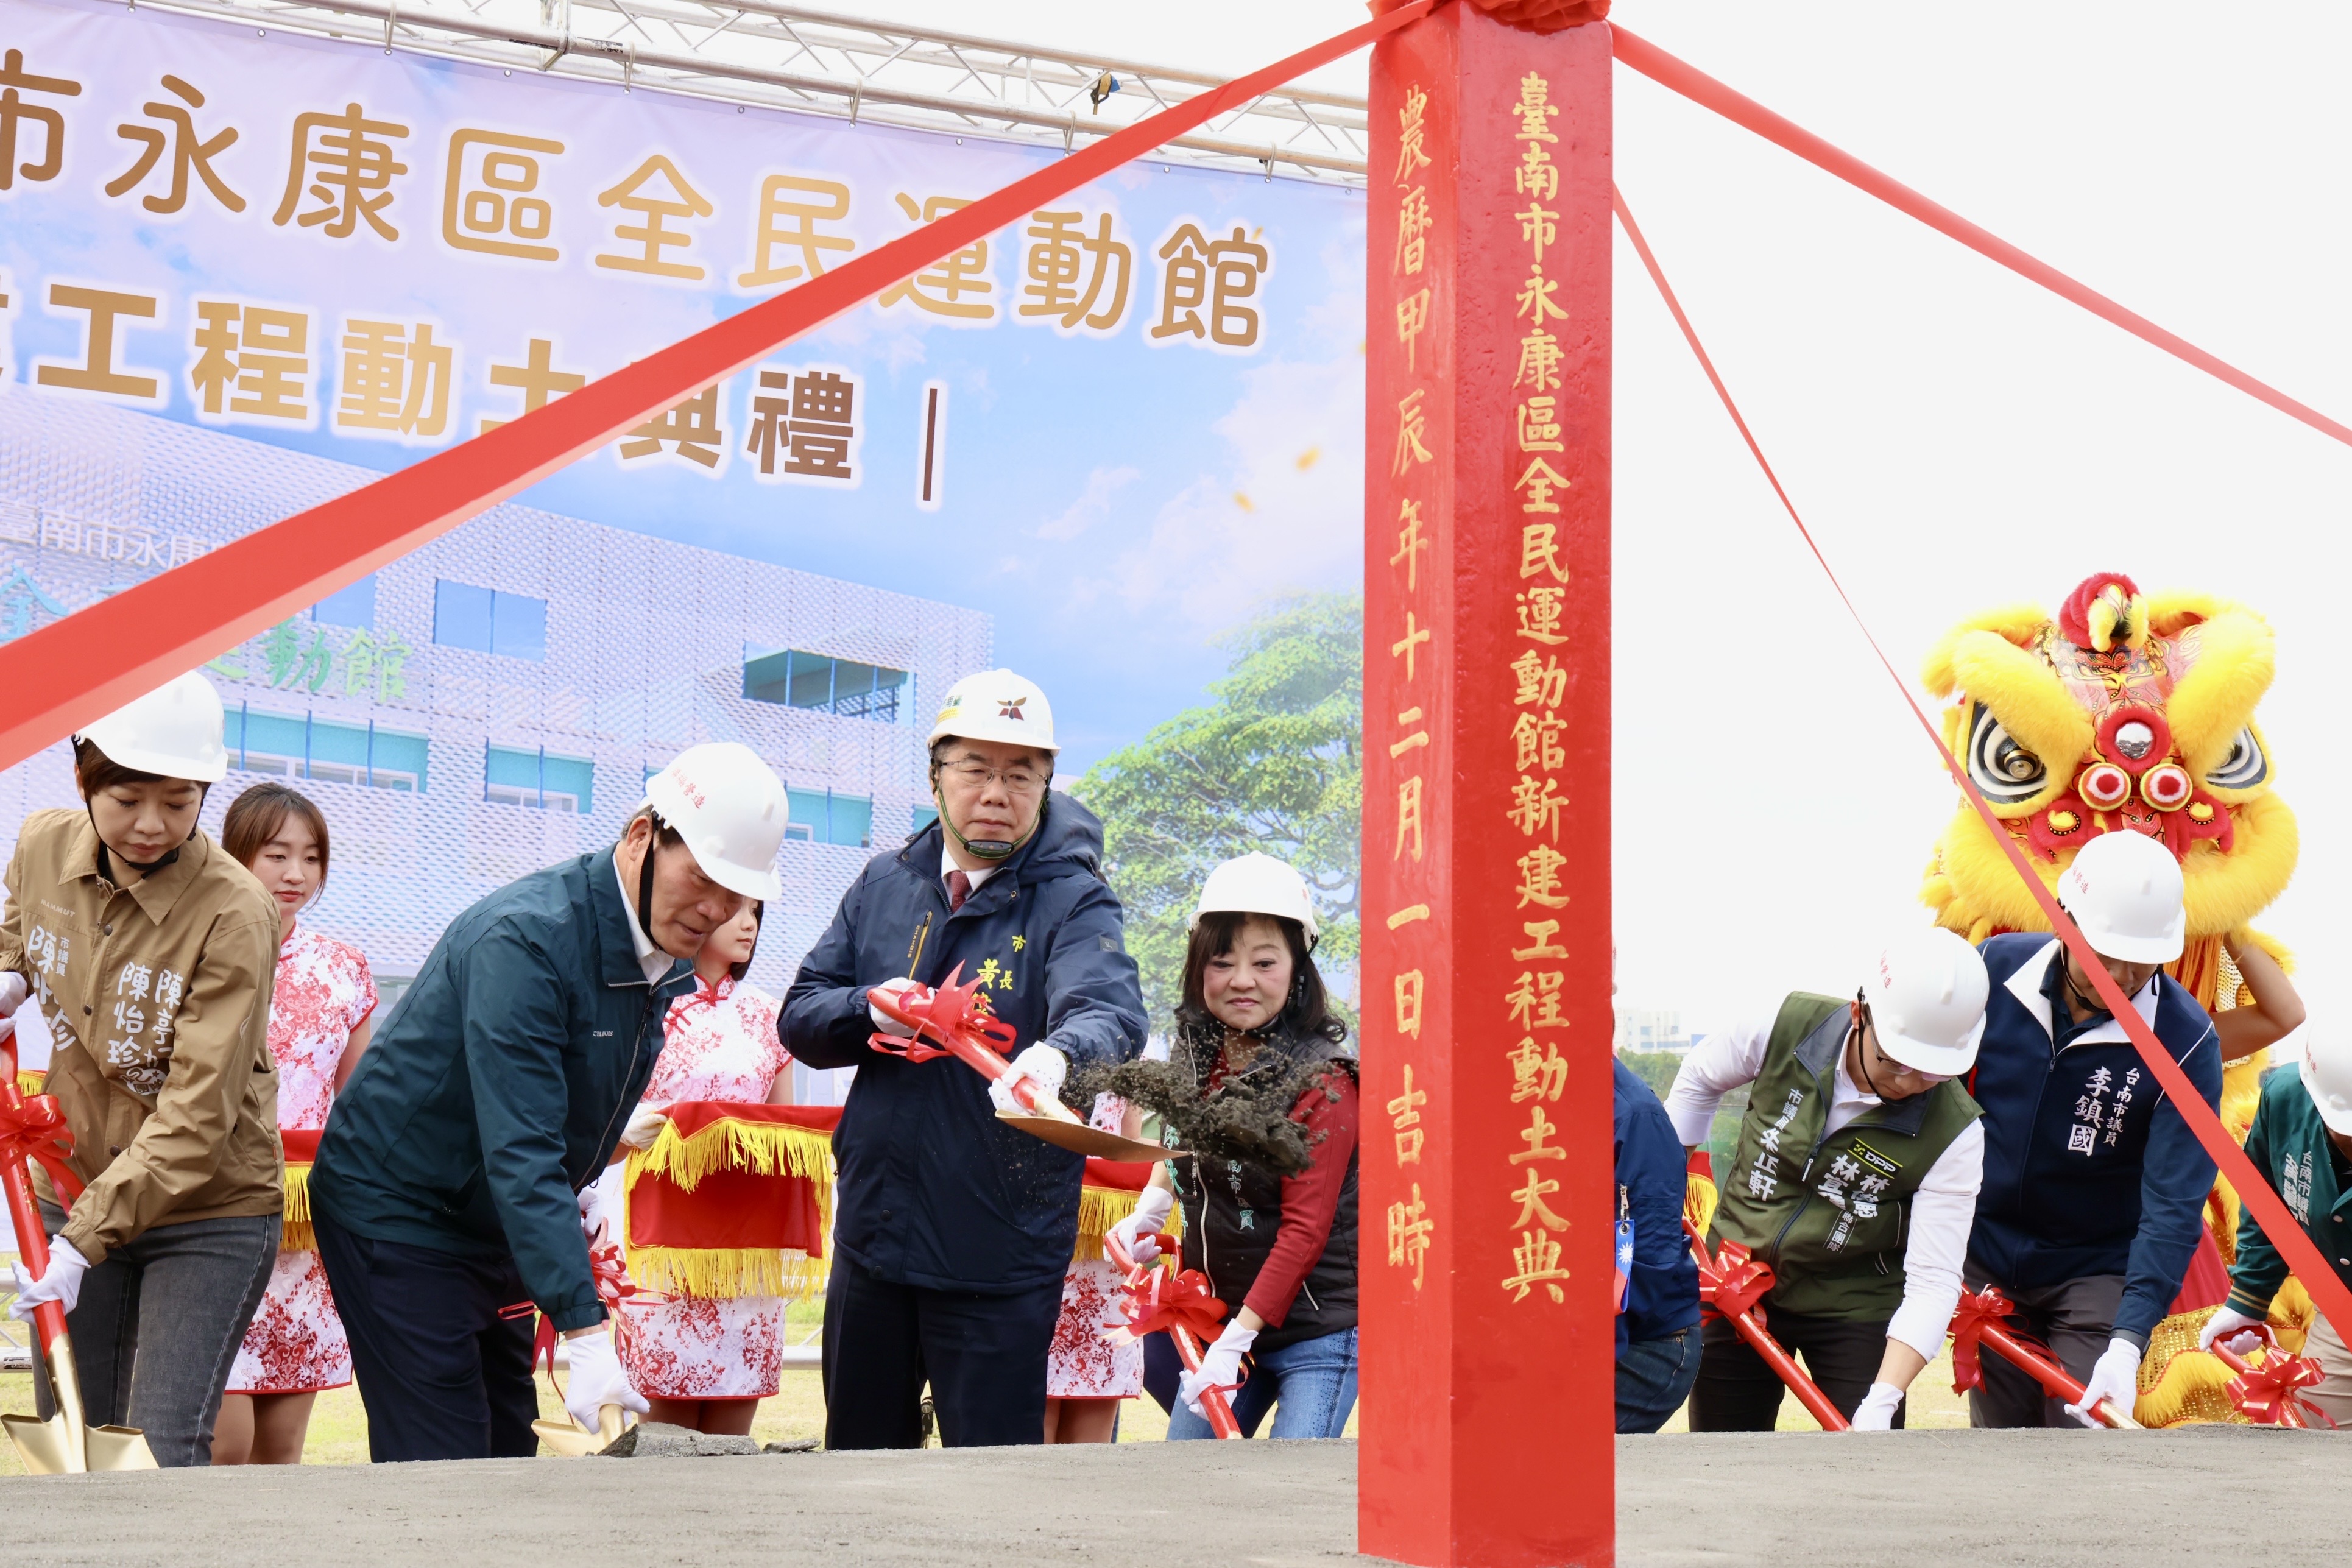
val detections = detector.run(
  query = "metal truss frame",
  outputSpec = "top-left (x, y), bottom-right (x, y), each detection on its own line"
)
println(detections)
top-left (116, 0), bottom-right (1371, 181)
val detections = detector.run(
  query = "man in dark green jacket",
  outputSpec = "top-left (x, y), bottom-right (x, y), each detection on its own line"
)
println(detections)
top-left (310, 743), bottom-right (788, 1461)
top-left (2197, 1034), bottom-right (2352, 1425)
top-left (1665, 929), bottom-right (1989, 1430)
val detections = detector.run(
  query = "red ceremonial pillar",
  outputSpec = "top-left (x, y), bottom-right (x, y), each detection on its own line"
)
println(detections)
top-left (1361, 7), bottom-right (1614, 1566)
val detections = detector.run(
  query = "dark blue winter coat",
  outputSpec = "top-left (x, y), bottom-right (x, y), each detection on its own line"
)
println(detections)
top-left (1968, 933), bottom-right (2221, 1344)
top-left (312, 850), bottom-right (694, 1331)
top-left (782, 796), bottom-right (1146, 1294)
top-left (1616, 1059), bottom-right (1700, 1353)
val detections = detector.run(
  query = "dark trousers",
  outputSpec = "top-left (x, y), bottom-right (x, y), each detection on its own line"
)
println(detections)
top-left (821, 1255), bottom-right (1064, 1449)
top-left (313, 1210), bottom-right (540, 1462)
top-left (33, 1202), bottom-right (278, 1467)
top-left (1689, 1307), bottom-right (1898, 1430)
top-left (1964, 1263), bottom-right (2126, 1428)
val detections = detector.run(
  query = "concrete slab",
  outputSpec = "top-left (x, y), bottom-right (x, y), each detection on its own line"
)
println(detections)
top-left (3, 1429), bottom-right (2346, 1566)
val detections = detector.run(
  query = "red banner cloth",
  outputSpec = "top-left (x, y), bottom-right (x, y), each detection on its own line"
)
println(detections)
top-left (281, 1129), bottom-right (322, 1165)
top-left (626, 1101), bottom-right (839, 1256)
top-left (1084, 1159), bottom-right (1157, 1192)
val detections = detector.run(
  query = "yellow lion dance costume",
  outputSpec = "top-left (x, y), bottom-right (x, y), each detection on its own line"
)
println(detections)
top-left (1920, 572), bottom-right (2312, 1424)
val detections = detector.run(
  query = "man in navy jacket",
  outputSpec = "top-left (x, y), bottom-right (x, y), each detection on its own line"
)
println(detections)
top-left (1614, 1058), bottom-right (1701, 1431)
top-left (1965, 830), bottom-right (2221, 1427)
top-left (784, 669), bottom-right (1145, 1449)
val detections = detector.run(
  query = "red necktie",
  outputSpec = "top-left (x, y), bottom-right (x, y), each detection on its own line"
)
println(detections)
top-left (946, 869), bottom-right (971, 913)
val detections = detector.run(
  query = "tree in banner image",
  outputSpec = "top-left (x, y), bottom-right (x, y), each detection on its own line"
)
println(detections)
top-left (1074, 593), bottom-right (1361, 1029)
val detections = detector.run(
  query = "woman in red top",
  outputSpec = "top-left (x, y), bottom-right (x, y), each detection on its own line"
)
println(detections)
top-left (1111, 853), bottom-right (1359, 1441)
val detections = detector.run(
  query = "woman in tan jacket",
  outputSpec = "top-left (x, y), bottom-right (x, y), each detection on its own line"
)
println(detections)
top-left (0, 671), bottom-right (284, 1466)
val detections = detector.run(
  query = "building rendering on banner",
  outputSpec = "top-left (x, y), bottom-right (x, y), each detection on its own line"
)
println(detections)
top-left (0, 394), bottom-right (989, 1099)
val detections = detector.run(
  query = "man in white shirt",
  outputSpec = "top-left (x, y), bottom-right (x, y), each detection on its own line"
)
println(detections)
top-left (1667, 928), bottom-right (1989, 1430)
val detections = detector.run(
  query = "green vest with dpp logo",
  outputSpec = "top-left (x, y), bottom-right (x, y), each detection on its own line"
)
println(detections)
top-left (1708, 992), bottom-right (1982, 1321)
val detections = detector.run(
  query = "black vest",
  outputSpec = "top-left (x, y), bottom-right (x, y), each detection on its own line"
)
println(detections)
top-left (1173, 1028), bottom-right (1359, 1354)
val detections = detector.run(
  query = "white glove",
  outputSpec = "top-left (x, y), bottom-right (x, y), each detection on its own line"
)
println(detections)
top-left (991, 1044), bottom-right (1068, 1115)
top-left (0, 973), bottom-right (27, 1045)
top-left (560, 1327), bottom-right (648, 1432)
top-left (2065, 1337), bottom-right (2142, 1427)
top-left (9, 1238), bottom-right (90, 1322)
top-left (2198, 1305), bottom-right (2265, 1357)
top-left (1848, 1381), bottom-right (1904, 1432)
top-left (1179, 1319), bottom-right (1257, 1416)
top-left (869, 976), bottom-right (921, 1037)
top-left (619, 1102), bottom-right (669, 1151)
top-left (1107, 1185), bottom-right (1176, 1268)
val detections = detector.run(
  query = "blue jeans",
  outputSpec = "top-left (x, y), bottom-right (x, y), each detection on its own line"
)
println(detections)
top-left (1167, 1326), bottom-right (1358, 1441)
top-left (1616, 1326), bottom-right (1702, 1433)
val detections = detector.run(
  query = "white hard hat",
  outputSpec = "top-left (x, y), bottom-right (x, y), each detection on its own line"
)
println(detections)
top-left (642, 742), bottom-right (788, 901)
top-left (928, 669), bottom-right (1058, 754)
top-left (1865, 927), bottom-right (1990, 1076)
top-left (2057, 830), bottom-right (2185, 964)
top-left (1191, 852), bottom-right (1319, 949)
top-left (2301, 1031), bottom-right (2352, 1137)
top-left (74, 671), bottom-right (228, 783)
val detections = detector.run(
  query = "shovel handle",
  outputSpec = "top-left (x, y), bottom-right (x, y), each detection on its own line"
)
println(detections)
top-left (0, 1042), bottom-right (68, 1360)
top-left (1104, 1230), bottom-right (1241, 1439)
top-left (1975, 1322), bottom-right (2140, 1429)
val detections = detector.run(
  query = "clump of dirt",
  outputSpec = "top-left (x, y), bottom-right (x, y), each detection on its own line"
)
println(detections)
top-left (1069, 1023), bottom-right (1351, 1177)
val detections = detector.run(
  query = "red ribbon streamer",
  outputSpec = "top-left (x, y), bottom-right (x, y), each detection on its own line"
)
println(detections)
top-left (534, 1235), bottom-right (668, 1376)
top-left (1614, 183), bottom-right (2352, 1368)
top-left (0, 0), bottom-right (1438, 773)
top-left (0, 1094), bottom-right (85, 1207)
top-left (1945, 1288), bottom-right (2014, 1396)
top-left (1609, 26), bottom-right (2352, 451)
top-left (1685, 1231), bottom-right (1850, 1430)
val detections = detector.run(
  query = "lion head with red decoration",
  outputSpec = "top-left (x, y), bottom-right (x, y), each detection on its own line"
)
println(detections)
top-left (1920, 573), bottom-right (2295, 1006)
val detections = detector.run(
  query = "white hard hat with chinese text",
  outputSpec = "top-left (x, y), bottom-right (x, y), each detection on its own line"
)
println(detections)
top-left (927, 668), bottom-right (1058, 754)
top-left (2301, 1028), bottom-right (2352, 1137)
top-left (641, 742), bottom-right (788, 901)
top-left (74, 670), bottom-right (228, 783)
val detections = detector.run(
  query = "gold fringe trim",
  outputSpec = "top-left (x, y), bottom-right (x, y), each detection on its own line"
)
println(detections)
top-left (634, 1117), bottom-right (835, 1194)
top-left (624, 1245), bottom-right (828, 1302)
top-left (1073, 1181), bottom-right (1182, 1263)
top-left (15, 1072), bottom-right (44, 1097)
top-left (282, 1161), bottom-right (314, 1253)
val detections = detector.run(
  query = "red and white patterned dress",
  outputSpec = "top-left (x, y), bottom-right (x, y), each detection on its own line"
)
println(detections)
top-left (227, 922), bottom-right (375, 1395)
top-left (609, 976), bottom-right (793, 1400)
top-left (1047, 1096), bottom-right (1145, 1400)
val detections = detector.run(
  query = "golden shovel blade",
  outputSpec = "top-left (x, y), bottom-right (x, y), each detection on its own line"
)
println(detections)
top-left (533, 1403), bottom-right (627, 1457)
top-left (3, 1412), bottom-right (158, 1473)
top-left (994, 1112), bottom-right (1177, 1164)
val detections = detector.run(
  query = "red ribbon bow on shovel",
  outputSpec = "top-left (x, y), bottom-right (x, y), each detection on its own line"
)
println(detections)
top-left (1944, 1284), bottom-right (2139, 1428)
top-left (1696, 1237), bottom-right (1774, 1324)
top-left (1106, 1244), bottom-right (1228, 1347)
top-left (2204, 1324), bottom-right (2337, 1429)
top-left (1944, 1286), bottom-right (2018, 1396)
top-left (0, 1094), bottom-right (84, 1207)
top-left (866, 965), bottom-right (1018, 1065)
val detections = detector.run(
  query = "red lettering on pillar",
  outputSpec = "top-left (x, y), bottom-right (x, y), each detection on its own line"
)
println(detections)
top-left (1362, 7), bottom-right (1612, 1566)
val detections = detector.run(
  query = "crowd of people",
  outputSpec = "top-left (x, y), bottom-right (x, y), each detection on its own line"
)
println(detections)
top-left (2, 658), bottom-right (2343, 1468)
top-left (0, 664), bottom-right (1359, 1464)
top-left (1614, 830), bottom-right (2351, 1432)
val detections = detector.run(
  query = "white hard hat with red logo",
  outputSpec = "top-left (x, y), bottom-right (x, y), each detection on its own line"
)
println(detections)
top-left (641, 742), bottom-right (788, 900)
top-left (2057, 830), bottom-right (2185, 965)
top-left (1865, 927), bottom-right (1990, 1076)
top-left (927, 669), bottom-right (1059, 754)
top-left (74, 671), bottom-right (228, 783)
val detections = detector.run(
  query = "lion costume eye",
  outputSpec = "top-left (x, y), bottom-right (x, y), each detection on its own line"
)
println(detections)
top-left (1966, 703), bottom-right (2047, 803)
top-left (2205, 726), bottom-right (2268, 791)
